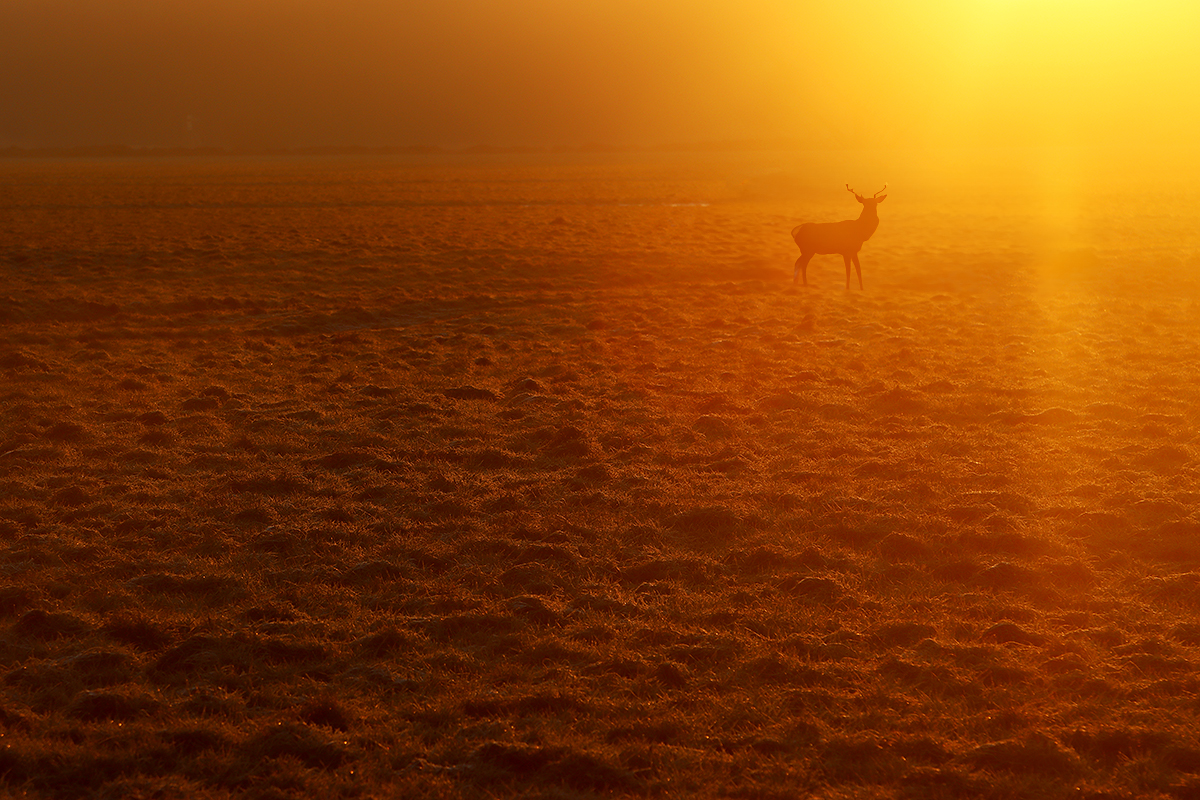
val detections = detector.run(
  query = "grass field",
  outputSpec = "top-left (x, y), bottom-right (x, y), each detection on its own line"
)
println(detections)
top-left (3, 150), bottom-right (1200, 798)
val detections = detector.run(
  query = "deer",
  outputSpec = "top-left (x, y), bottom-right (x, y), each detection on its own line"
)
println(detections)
top-left (791, 184), bottom-right (887, 289)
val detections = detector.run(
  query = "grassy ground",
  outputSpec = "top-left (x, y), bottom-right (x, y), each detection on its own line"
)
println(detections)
top-left (3, 153), bottom-right (1200, 798)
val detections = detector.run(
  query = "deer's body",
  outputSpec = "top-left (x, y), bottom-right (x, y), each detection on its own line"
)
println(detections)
top-left (792, 185), bottom-right (886, 289)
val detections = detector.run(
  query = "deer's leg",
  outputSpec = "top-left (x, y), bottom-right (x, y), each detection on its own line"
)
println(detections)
top-left (852, 254), bottom-right (863, 289)
top-left (842, 254), bottom-right (853, 290)
top-left (794, 252), bottom-right (813, 286)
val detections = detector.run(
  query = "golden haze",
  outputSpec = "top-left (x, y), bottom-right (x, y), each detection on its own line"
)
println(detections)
top-left (1, 0), bottom-right (1198, 152)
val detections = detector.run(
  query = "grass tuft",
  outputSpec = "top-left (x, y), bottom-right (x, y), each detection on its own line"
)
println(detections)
top-left (244, 722), bottom-right (351, 769)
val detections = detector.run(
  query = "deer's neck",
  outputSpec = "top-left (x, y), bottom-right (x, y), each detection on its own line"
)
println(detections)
top-left (856, 207), bottom-right (880, 240)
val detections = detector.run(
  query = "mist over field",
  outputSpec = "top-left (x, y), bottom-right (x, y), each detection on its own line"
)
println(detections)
top-left (3, 0), bottom-right (1200, 152)
top-left (3, 149), bottom-right (1200, 798)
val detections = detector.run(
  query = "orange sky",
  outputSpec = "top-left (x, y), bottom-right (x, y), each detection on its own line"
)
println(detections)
top-left (2, 0), bottom-right (1198, 150)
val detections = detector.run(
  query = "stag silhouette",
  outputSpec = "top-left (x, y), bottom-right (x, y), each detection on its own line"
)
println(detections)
top-left (791, 184), bottom-right (887, 289)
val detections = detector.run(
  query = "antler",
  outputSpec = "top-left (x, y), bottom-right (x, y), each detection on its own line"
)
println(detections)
top-left (873, 184), bottom-right (887, 198)
top-left (846, 184), bottom-right (857, 196)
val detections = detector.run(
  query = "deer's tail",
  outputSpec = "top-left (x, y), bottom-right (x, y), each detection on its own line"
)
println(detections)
top-left (790, 224), bottom-right (806, 242)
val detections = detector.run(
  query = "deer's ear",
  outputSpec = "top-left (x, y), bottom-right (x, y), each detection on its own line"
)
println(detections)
top-left (875, 195), bottom-right (887, 203)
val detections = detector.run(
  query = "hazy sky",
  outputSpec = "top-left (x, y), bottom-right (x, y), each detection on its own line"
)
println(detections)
top-left (2, 0), bottom-right (1198, 150)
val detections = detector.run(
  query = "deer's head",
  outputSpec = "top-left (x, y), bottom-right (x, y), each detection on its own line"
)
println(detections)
top-left (847, 184), bottom-right (887, 206)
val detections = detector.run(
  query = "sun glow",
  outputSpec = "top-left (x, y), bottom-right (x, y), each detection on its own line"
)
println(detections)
top-left (926, 0), bottom-right (1200, 149)
top-left (3, 0), bottom-right (1198, 153)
